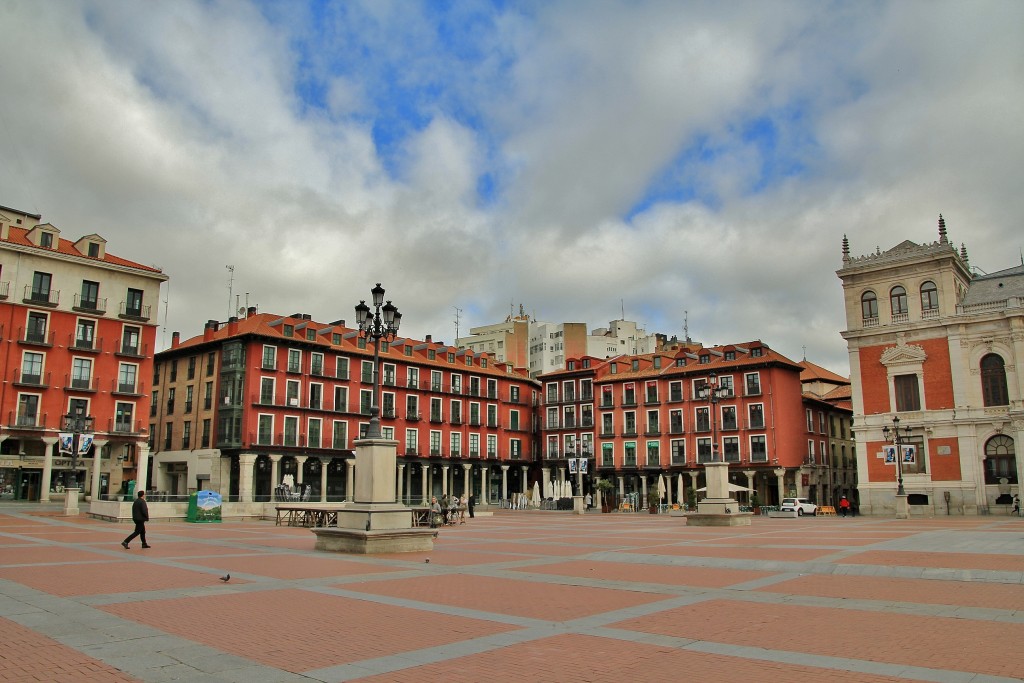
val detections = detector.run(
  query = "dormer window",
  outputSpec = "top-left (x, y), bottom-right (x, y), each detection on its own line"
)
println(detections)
top-left (88, 243), bottom-right (100, 257)
top-left (40, 232), bottom-right (53, 248)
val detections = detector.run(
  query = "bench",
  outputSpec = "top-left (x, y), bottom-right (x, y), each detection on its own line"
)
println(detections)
top-left (818, 505), bottom-right (837, 516)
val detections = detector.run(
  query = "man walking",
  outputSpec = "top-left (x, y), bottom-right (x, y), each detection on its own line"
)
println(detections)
top-left (122, 490), bottom-right (151, 549)
top-left (839, 495), bottom-right (851, 518)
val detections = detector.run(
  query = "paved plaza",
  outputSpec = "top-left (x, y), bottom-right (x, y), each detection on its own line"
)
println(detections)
top-left (0, 507), bottom-right (1021, 683)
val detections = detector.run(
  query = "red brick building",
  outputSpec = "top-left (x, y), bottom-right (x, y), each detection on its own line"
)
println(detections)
top-left (0, 204), bottom-right (167, 501)
top-left (151, 310), bottom-right (539, 504)
top-left (537, 341), bottom-right (845, 507)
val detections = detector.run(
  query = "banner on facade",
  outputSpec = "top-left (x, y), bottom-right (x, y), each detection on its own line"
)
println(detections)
top-left (883, 445), bottom-right (897, 464)
top-left (579, 458), bottom-right (588, 474)
top-left (902, 445), bottom-right (916, 464)
top-left (78, 434), bottom-right (94, 456)
top-left (58, 433), bottom-right (74, 455)
top-left (568, 458), bottom-right (578, 474)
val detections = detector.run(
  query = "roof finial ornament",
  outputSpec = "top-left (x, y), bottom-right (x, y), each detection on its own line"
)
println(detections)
top-left (876, 245), bottom-right (881, 255)
top-left (842, 234), bottom-right (850, 263)
top-left (960, 242), bottom-right (969, 264)
top-left (938, 214), bottom-right (947, 243)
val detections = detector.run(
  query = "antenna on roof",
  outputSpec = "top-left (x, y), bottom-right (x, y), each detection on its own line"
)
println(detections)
top-left (226, 265), bottom-right (235, 320)
top-left (453, 306), bottom-right (463, 342)
top-left (162, 280), bottom-right (170, 350)
top-left (684, 310), bottom-right (690, 343)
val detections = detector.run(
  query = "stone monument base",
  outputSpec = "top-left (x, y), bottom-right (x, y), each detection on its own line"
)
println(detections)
top-left (686, 497), bottom-right (752, 526)
top-left (312, 526), bottom-right (436, 554)
top-left (63, 488), bottom-right (80, 516)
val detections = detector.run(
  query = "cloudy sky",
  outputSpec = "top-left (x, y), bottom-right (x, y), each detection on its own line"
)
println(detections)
top-left (2, 0), bottom-right (1021, 375)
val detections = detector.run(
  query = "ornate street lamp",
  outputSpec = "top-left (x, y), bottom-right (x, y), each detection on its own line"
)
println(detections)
top-left (882, 415), bottom-right (912, 496)
top-left (354, 283), bottom-right (402, 439)
top-left (61, 404), bottom-right (95, 489)
top-left (696, 372), bottom-right (730, 462)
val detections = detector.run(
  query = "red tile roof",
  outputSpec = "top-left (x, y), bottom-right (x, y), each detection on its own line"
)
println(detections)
top-left (2, 226), bottom-right (164, 274)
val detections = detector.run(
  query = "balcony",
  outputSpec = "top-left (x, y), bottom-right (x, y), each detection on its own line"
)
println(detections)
top-left (70, 335), bottom-right (102, 353)
top-left (23, 286), bottom-right (59, 307)
top-left (644, 428), bottom-right (661, 437)
top-left (113, 381), bottom-right (141, 396)
top-left (73, 295), bottom-right (107, 315)
top-left (644, 395), bottom-right (660, 405)
top-left (668, 391), bottom-right (684, 403)
top-left (14, 370), bottom-right (48, 387)
top-left (118, 302), bottom-right (151, 321)
top-left (0, 280), bottom-right (7, 299)
top-left (261, 359), bottom-right (276, 370)
top-left (117, 342), bottom-right (147, 358)
top-left (287, 363), bottom-right (302, 374)
top-left (406, 411), bottom-right (421, 421)
top-left (311, 364), bottom-right (324, 377)
top-left (599, 429), bottom-right (615, 438)
top-left (429, 413), bottom-right (444, 423)
top-left (19, 328), bottom-right (53, 347)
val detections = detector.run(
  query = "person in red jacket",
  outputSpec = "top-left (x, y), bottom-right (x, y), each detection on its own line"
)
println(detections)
top-left (839, 495), bottom-right (851, 518)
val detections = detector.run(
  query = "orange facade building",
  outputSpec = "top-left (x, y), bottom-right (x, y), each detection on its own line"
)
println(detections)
top-left (536, 341), bottom-right (850, 507)
top-left (0, 205), bottom-right (167, 501)
top-left (151, 310), bottom-right (540, 504)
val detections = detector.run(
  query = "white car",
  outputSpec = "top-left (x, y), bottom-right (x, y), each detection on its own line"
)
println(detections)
top-left (780, 497), bottom-right (818, 516)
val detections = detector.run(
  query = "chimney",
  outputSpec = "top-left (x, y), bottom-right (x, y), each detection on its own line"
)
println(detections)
top-left (426, 334), bottom-right (432, 343)
top-left (203, 320), bottom-right (218, 341)
top-left (227, 316), bottom-right (238, 335)
top-left (171, 331), bottom-right (180, 348)
top-left (247, 306), bottom-right (257, 318)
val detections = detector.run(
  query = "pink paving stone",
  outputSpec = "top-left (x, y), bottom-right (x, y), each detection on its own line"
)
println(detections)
top-left (611, 598), bottom-right (1023, 678)
top-left (619, 544), bottom-right (835, 562)
top-left (15, 530), bottom-right (127, 543)
top-left (757, 573), bottom-right (1024, 611)
top-left (455, 541), bottom-right (599, 556)
top-left (186, 552), bottom-right (403, 580)
top-left (511, 559), bottom-right (773, 588)
top-left (0, 617), bottom-right (140, 682)
top-left (344, 573), bottom-right (672, 620)
top-left (352, 632), bottom-right (915, 683)
top-left (373, 549), bottom-right (535, 565)
top-left (101, 588), bottom-right (518, 673)
top-left (701, 534), bottom-right (889, 547)
top-left (0, 545), bottom-right (118, 565)
top-left (838, 550), bottom-right (1024, 572)
top-left (0, 560), bottom-right (226, 596)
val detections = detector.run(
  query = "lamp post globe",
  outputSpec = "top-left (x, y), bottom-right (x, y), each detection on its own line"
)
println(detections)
top-left (354, 283), bottom-right (401, 440)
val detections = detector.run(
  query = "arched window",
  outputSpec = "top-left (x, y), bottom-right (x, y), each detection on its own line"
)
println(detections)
top-left (981, 354), bottom-right (1009, 406)
top-left (920, 281), bottom-right (938, 311)
top-left (861, 291), bottom-right (878, 319)
top-left (890, 286), bottom-right (908, 315)
top-left (984, 435), bottom-right (1016, 485)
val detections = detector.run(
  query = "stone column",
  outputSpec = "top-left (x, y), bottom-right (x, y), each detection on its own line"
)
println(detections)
top-left (238, 453), bottom-right (256, 503)
top-left (269, 455), bottom-right (282, 500)
top-left (345, 460), bottom-right (355, 501)
top-left (89, 440), bottom-right (109, 501)
top-left (541, 468), bottom-right (551, 498)
top-left (295, 455), bottom-right (308, 486)
top-left (481, 465), bottom-right (490, 504)
top-left (557, 467), bottom-right (565, 483)
top-left (688, 471), bottom-right (700, 504)
top-left (463, 464), bottom-right (471, 499)
top-left (640, 474), bottom-right (649, 508)
top-left (520, 466), bottom-right (528, 493)
top-left (617, 475), bottom-right (624, 500)
top-left (406, 465), bottom-right (413, 502)
top-left (501, 465), bottom-right (509, 503)
top-left (396, 463), bottom-right (405, 504)
top-left (744, 469), bottom-right (757, 495)
top-left (441, 465), bottom-right (450, 497)
top-left (774, 467), bottom-right (787, 502)
top-left (40, 437), bottom-right (58, 502)
top-left (319, 458), bottom-right (328, 502)
top-left (136, 442), bottom-right (151, 494)
top-left (420, 463), bottom-right (429, 504)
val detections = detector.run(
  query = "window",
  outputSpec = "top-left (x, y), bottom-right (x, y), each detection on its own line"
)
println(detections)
top-left (646, 441), bottom-right (660, 466)
top-left (406, 428), bottom-right (419, 455)
top-left (671, 439), bottom-right (685, 465)
top-left (696, 407), bottom-right (710, 432)
top-left (602, 443), bottom-right (614, 467)
top-left (336, 357), bottom-right (349, 379)
top-left (623, 383), bottom-right (636, 405)
top-left (75, 319), bottom-right (95, 349)
top-left (204, 381), bottom-right (213, 409)
top-left (669, 381), bottom-right (683, 402)
top-left (624, 442), bottom-right (637, 467)
top-left (406, 394), bottom-right (419, 419)
top-left (981, 354), bottom-right (1009, 407)
top-left (669, 409), bottom-right (683, 433)
top-left (114, 403), bottom-right (133, 433)
top-left (360, 389), bottom-right (372, 415)
top-left (624, 411), bottom-right (637, 436)
top-left (27, 312), bottom-right (48, 343)
top-left (88, 242), bottom-right (99, 257)
top-left (125, 288), bottom-right (144, 316)
top-left (31, 272), bottom-right (51, 301)
top-left (697, 438), bottom-right (712, 463)
top-left (262, 346), bottom-right (277, 369)
top-left (72, 358), bottom-right (92, 389)
top-left (187, 356), bottom-right (196, 380)
top-left (983, 435), bottom-right (1016, 485)
top-left (430, 431), bottom-right (442, 456)
top-left (169, 360), bottom-right (178, 382)
top-left (332, 421), bottom-right (348, 449)
top-left (334, 386), bottom-right (348, 412)
top-left (257, 415), bottom-right (273, 445)
top-left (288, 349), bottom-right (302, 373)
top-left (16, 394), bottom-right (39, 426)
top-left (311, 353), bottom-right (324, 376)
top-left (721, 406), bottom-right (737, 430)
top-left (21, 352), bottom-right (43, 384)
top-left (749, 404), bottom-right (764, 429)
top-left (718, 375), bottom-right (734, 396)
top-left (122, 326), bottom-right (141, 355)
top-left (309, 383), bottom-right (322, 410)
top-left (201, 419), bottom-right (211, 448)
top-left (750, 435), bottom-right (767, 462)
top-left (40, 232), bottom-right (53, 248)
top-left (723, 436), bottom-right (739, 462)
top-left (806, 408), bottom-right (815, 432)
top-left (745, 372), bottom-right (761, 396)
top-left (79, 280), bottom-right (99, 309)
top-left (382, 363), bottom-right (396, 386)
top-left (920, 281), bottom-right (938, 311)
top-left (308, 419), bottom-right (321, 448)
top-left (894, 374), bottom-right (921, 412)
top-left (118, 363), bottom-right (137, 393)
top-left (646, 410), bottom-right (659, 434)
top-left (450, 432), bottom-right (462, 457)
top-left (283, 416), bottom-right (298, 446)
top-left (861, 290), bottom-right (878, 319)
top-left (164, 422), bottom-right (173, 449)
top-left (890, 285), bottom-right (908, 315)
top-left (182, 421), bottom-right (192, 449)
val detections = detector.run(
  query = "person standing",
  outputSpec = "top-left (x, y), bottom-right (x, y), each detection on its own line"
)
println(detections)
top-left (122, 490), bottom-right (151, 549)
top-left (1013, 494), bottom-right (1020, 516)
top-left (468, 493), bottom-right (475, 518)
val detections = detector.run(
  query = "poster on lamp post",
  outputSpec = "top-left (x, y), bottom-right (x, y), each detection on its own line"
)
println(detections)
top-left (568, 458), bottom-right (578, 474)
top-left (902, 446), bottom-right (916, 463)
top-left (883, 446), bottom-right (897, 465)
top-left (78, 434), bottom-right (93, 456)
top-left (579, 458), bottom-right (588, 474)
top-left (58, 433), bottom-right (74, 455)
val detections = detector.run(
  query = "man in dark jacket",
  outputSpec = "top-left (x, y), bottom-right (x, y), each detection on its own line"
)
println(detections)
top-left (468, 494), bottom-right (475, 518)
top-left (121, 490), bottom-right (151, 549)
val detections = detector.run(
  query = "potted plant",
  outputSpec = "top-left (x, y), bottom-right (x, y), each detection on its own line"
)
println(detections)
top-left (595, 478), bottom-right (615, 513)
top-left (686, 487), bottom-right (698, 512)
top-left (750, 491), bottom-right (761, 515)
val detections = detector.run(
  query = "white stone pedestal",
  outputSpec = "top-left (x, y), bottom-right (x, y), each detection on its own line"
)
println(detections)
top-left (687, 463), bottom-right (751, 527)
top-left (895, 493), bottom-right (910, 520)
top-left (63, 488), bottom-right (80, 516)
top-left (312, 437), bottom-right (435, 553)
top-left (572, 495), bottom-right (585, 515)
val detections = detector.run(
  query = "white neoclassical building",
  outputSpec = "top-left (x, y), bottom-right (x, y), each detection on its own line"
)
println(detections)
top-left (837, 216), bottom-right (1022, 515)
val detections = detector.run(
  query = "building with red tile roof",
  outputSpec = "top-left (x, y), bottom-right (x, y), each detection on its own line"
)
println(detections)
top-left (0, 204), bottom-right (168, 502)
top-left (536, 340), bottom-right (850, 508)
top-left (151, 309), bottom-right (540, 504)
